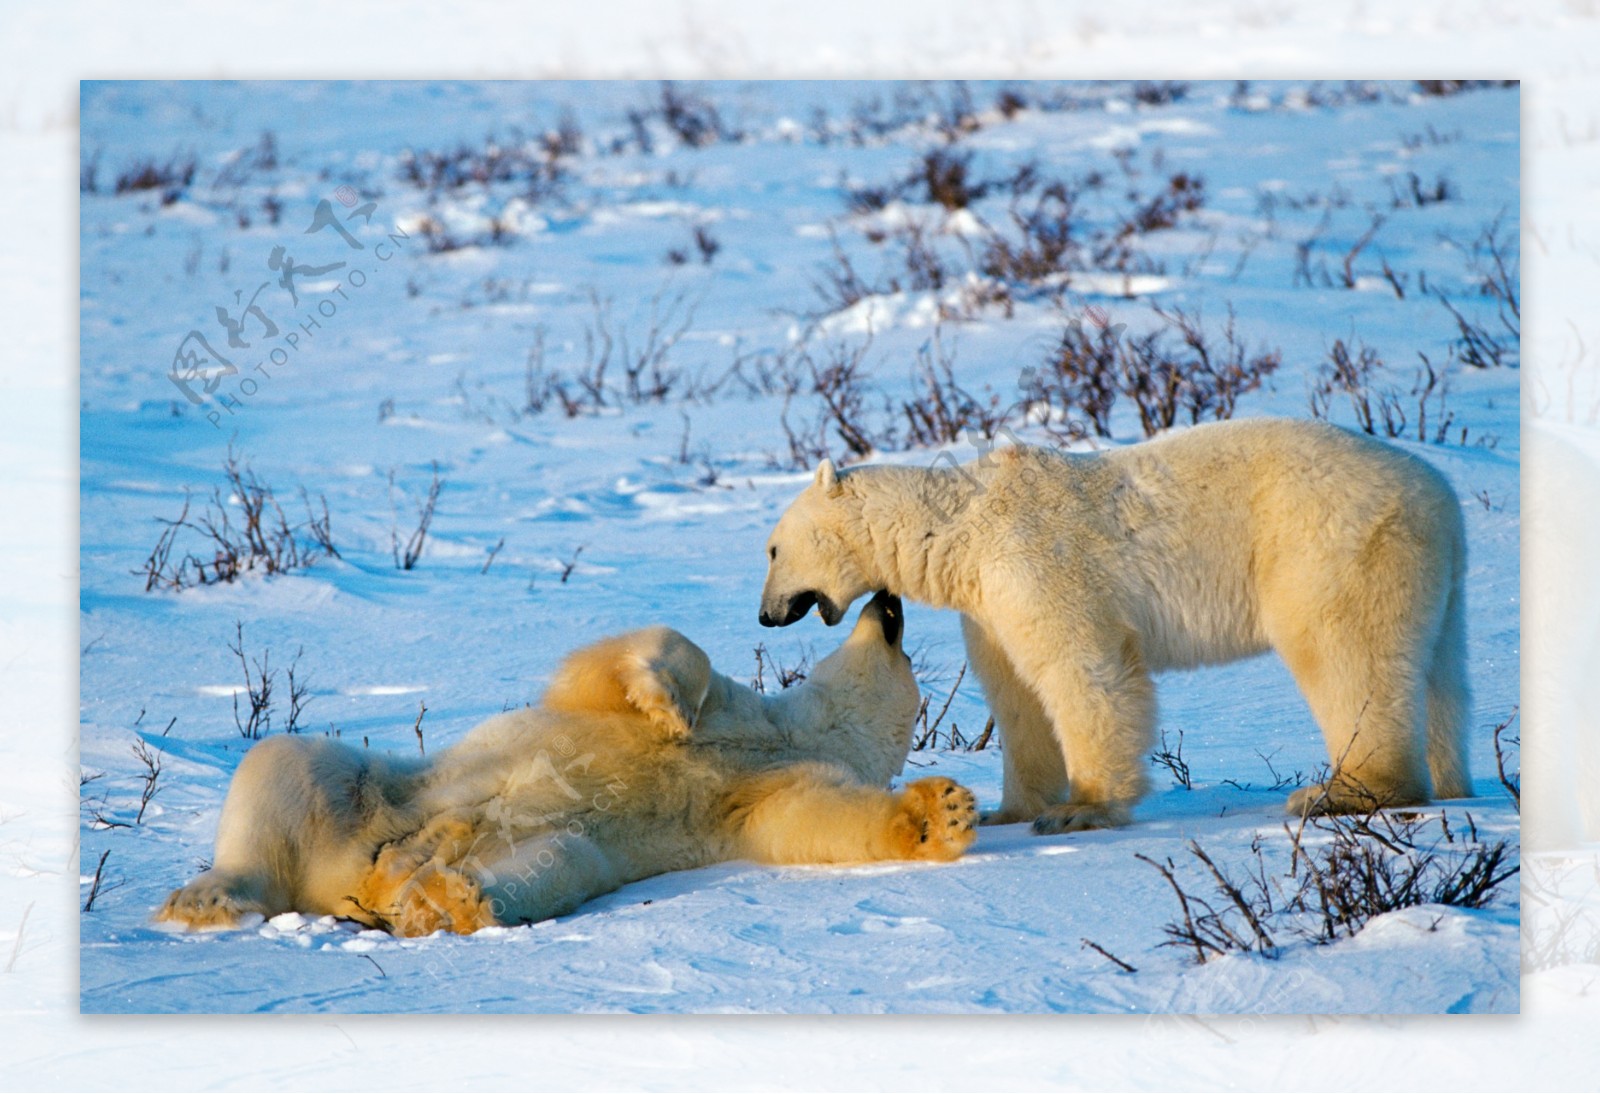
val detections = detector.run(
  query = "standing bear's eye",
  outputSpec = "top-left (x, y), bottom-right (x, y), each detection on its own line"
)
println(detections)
top-left (769, 546), bottom-right (777, 560)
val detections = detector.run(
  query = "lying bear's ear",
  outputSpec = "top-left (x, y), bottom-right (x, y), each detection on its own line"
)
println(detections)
top-left (814, 457), bottom-right (840, 495)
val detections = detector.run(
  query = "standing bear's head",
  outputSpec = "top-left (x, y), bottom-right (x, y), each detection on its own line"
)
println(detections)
top-left (759, 458), bottom-right (873, 628)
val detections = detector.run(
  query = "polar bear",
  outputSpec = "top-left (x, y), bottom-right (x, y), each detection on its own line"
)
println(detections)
top-left (156, 593), bottom-right (978, 936)
top-left (759, 418), bottom-right (1472, 833)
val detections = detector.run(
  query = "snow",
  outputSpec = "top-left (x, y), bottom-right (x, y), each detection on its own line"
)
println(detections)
top-left (0, 0), bottom-right (1596, 1088)
top-left (75, 77), bottom-right (1524, 1017)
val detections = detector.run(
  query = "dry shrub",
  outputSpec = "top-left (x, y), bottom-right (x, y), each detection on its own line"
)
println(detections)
top-left (1310, 339), bottom-right (1459, 444)
top-left (114, 151), bottom-right (197, 204)
top-left (400, 129), bottom-right (569, 198)
top-left (390, 463), bottom-right (442, 571)
top-left (525, 288), bottom-right (698, 415)
top-left (137, 449), bottom-right (338, 591)
top-left (900, 331), bottom-right (1006, 446)
top-left (1022, 316), bottom-right (1124, 440)
top-left (1141, 803), bottom-right (1518, 964)
top-left (829, 155), bottom-right (1207, 318)
top-left (1023, 304), bottom-right (1279, 440)
top-left (980, 182), bottom-right (1081, 284)
top-left (808, 338), bottom-right (884, 461)
top-left (751, 643), bottom-right (812, 693)
top-left (1414, 79), bottom-right (1519, 97)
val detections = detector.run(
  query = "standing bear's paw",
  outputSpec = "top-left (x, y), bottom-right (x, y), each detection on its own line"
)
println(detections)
top-left (978, 806), bottom-right (1038, 827)
top-left (1285, 784), bottom-right (1341, 818)
top-left (1285, 779), bottom-right (1423, 818)
top-left (1031, 800), bottom-right (1132, 834)
top-left (889, 777), bottom-right (979, 861)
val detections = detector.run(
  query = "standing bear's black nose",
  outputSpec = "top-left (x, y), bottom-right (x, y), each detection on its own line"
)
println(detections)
top-left (759, 590), bottom-right (818, 628)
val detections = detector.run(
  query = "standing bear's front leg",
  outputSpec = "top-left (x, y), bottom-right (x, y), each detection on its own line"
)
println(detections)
top-left (980, 600), bottom-right (1155, 833)
top-left (962, 615), bottom-right (1067, 825)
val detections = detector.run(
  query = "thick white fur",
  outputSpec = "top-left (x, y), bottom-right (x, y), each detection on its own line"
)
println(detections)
top-left (156, 595), bottom-right (978, 935)
top-left (760, 418), bottom-right (1472, 831)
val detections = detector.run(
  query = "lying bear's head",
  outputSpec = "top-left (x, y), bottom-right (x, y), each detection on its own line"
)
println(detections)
top-left (774, 589), bottom-right (920, 784)
top-left (760, 458), bottom-right (872, 628)
top-left (809, 588), bottom-right (907, 669)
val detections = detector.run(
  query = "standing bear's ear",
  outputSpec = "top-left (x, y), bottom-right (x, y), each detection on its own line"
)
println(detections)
top-left (814, 457), bottom-right (841, 495)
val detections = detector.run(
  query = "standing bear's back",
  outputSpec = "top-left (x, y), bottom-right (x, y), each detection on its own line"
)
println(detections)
top-left (966, 418), bottom-right (1464, 674)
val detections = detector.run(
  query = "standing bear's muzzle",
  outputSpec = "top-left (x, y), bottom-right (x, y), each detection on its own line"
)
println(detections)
top-left (759, 589), bottom-right (847, 627)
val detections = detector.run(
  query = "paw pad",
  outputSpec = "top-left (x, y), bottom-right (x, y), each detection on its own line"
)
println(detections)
top-left (898, 777), bottom-right (979, 861)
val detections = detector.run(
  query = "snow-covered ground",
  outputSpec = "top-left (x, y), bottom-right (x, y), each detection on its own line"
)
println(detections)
top-left (0, 0), bottom-right (1597, 1087)
top-left (74, 78), bottom-right (1524, 1015)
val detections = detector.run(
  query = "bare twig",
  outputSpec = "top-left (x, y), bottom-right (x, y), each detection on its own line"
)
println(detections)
top-left (1340, 214), bottom-right (1384, 289)
top-left (971, 715), bottom-right (995, 751)
top-left (285, 647), bottom-right (311, 733)
top-left (391, 463), bottom-right (443, 571)
top-left (913, 663), bottom-right (967, 750)
top-left (751, 643), bottom-right (812, 694)
top-left (1135, 852), bottom-right (1216, 964)
top-left (558, 545), bottom-right (585, 584)
top-left (131, 739), bottom-right (163, 824)
top-left (481, 537), bottom-right (506, 574)
top-left (1081, 937), bottom-right (1138, 974)
top-left (299, 487), bottom-right (340, 559)
top-left (1151, 724), bottom-right (1192, 790)
top-left (1186, 840), bottom-right (1275, 953)
top-left (228, 622), bottom-right (274, 740)
top-left (82, 850), bottom-right (122, 912)
top-left (1492, 706), bottom-right (1520, 809)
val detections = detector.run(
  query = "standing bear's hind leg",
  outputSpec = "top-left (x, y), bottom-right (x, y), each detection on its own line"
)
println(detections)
top-left (1273, 552), bottom-right (1439, 816)
top-left (1423, 565), bottom-right (1473, 800)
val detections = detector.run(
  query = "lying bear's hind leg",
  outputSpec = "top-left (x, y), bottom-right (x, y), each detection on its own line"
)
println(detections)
top-left (542, 626), bottom-right (713, 739)
top-left (155, 869), bottom-right (275, 930)
top-left (156, 735), bottom-right (364, 930)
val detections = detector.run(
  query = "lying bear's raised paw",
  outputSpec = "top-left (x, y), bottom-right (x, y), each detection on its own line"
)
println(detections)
top-left (892, 777), bottom-right (979, 861)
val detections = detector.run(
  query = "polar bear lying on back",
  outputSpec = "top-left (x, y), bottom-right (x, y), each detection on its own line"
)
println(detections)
top-left (158, 593), bottom-right (978, 936)
top-left (759, 418), bottom-right (1472, 832)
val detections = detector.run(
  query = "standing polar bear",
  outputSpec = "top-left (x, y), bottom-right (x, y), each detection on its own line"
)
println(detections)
top-left (760, 418), bottom-right (1472, 832)
top-left (158, 593), bottom-right (978, 936)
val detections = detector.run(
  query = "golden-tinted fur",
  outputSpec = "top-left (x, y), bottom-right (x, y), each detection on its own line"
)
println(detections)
top-left (761, 419), bottom-right (1472, 831)
top-left (156, 594), bottom-right (977, 936)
